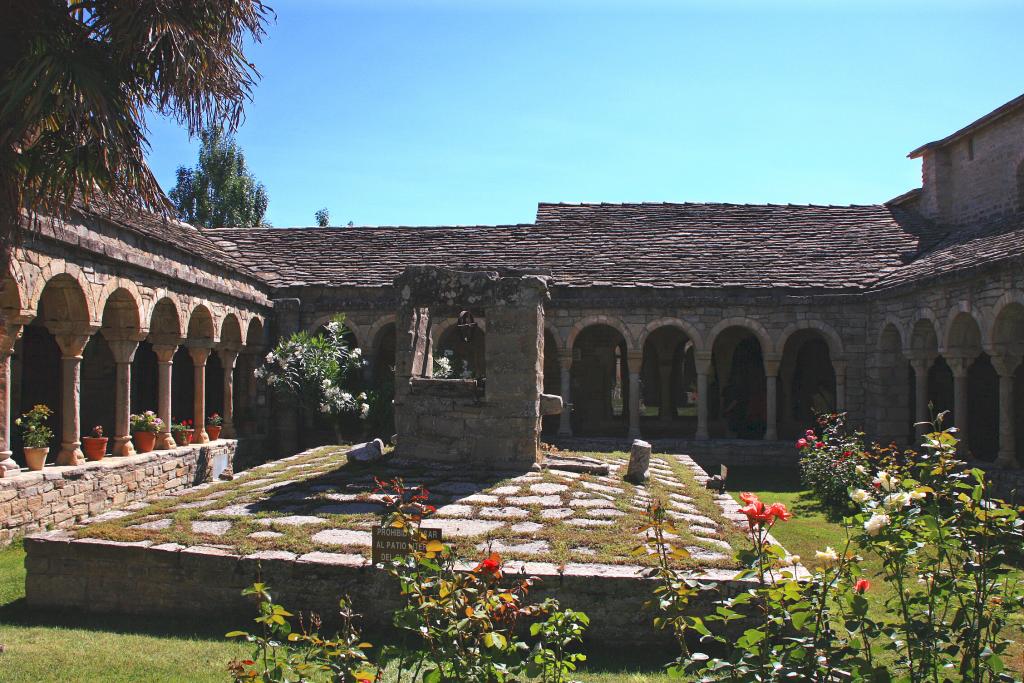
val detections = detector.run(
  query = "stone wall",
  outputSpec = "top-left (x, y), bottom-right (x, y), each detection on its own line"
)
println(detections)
top-left (917, 105), bottom-right (1024, 229)
top-left (0, 440), bottom-right (235, 545)
top-left (23, 530), bottom-right (753, 647)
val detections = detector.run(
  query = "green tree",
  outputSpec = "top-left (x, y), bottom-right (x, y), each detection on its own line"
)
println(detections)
top-left (315, 207), bottom-right (330, 226)
top-left (0, 0), bottom-right (273, 268)
top-left (170, 127), bottom-right (269, 228)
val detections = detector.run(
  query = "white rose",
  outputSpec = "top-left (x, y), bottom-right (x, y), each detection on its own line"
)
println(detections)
top-left (873, 471), bottom-right (898, 492)
top-left (855, 464), bottom-right (867, 476)
top-left (864, 512), bottom-right (891, 536)
top-left (815, 546), bottom-right (839, 565)
top-left (851, 488), bottom-right (871, 504)
top-left (882, 491), bottom-right (911, 510)
top-left (909, 490), bottom-right (927, 501)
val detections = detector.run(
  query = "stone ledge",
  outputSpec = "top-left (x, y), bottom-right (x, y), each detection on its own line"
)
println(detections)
top-left (1, 441), bottom-right (236, 546)
top-left (23, 529), bottom-right (757, 647)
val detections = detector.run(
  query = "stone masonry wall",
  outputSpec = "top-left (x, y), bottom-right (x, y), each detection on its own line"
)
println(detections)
top-left (23, 530), bottom-right (753, 647)
top-left (0, 441), bottom-right (236, 545)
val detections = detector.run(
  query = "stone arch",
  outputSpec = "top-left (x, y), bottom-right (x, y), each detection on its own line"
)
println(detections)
top-left (778, 327), bottom-right (837, 439)
top-left (367, 315), bottom-right (397, 352)
top-left (635, 317), bottom-right (705, 354)
top-left (544, 323), bottom-right (564, 357)
top-left (245, 316), bottom-right (265, 348)
top-left (908, 314), bottom-right (940, 357)
top-left (944, 307), bottom-right (983, 357)
top-left (99, 287), bottom-right (143, 337)
top-left (95, 279), bottom-right (145, 329)
top-left (876, 315), bottom-right (908, 349)
top-left (220, 313), bottom-right (243, 349)
top-left (310, 313), bottom-right (364, 350)
top-left (569, 322), bottom-right (632, 436)
top-left (707, 316), bottom-right (774, 357)
top-left (1, 258), bottom-right (29, 319)
top-left (37, 273), bottom-right (93, 333)
top-left (988, 293), bottom-right (1024, 360)
top-left (435, 317), bottom-right (486, 379)
top-left (148, 297), bottom-right (183, 339)
top-left (776, 320), bottom-right (844, 362)
top-left (33, 266), bottom-right (95, 328)
top-left (567, 315), bottom-right (633, 352)
top-left (187, 304), bottom-right (217, 342)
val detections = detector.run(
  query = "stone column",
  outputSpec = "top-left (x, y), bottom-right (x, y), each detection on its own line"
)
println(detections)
top-left (188, 346), bottom-right (211, 444)
top-left (833, 360), bottom-right (847, 412)
top-left (152, 344), bottom-right (178, 450)
top-left (947, 356), bottom-right (971, 456)
top-left (557, 355), bottom-right (573, 437)
top-left (695, 351), bottom-right (711, 440)
top-left (764, 356), bottom-right (780, 441)
top-left (910, 357), bottom-right (931, 439)
top-left (658, 361), bottom-right (673, 422)
top-left (55, 333), bottom-right (91, 466)
top-left (627, 351), bottom-right (642, 438)
top-left (107, 339), bottom-right (140, 457)
top-left (0, 324), bottom-right (23, 469)
top-left (218, 347), bottom-right (239, 439)
top-left (992, 355), bottom-right (1021, 468)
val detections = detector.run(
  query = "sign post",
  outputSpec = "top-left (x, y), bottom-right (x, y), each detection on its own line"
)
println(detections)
top-left (372, 525), bottom-right (442, 565)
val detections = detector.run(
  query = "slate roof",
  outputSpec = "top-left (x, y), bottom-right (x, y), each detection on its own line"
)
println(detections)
top-left (873, 214), bottom-right (1024, 290)
top-left (204, 202), bottom-right (933, 291)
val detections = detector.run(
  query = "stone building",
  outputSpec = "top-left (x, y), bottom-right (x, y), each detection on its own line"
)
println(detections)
top-left (4, 94), bottom-right (1023, 478)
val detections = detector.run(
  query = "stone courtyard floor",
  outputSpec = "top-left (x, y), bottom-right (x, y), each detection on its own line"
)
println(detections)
top-left (76, 446), bottom-right (748, 569)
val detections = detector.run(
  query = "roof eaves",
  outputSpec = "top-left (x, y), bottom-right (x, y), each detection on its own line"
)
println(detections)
top-left (908, 93), bottom-right (1024, 159)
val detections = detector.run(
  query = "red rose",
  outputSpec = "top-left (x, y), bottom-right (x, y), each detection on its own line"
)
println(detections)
top-left (805, 429), bottom-right (815, 438)
top-left (854, 578), bottom-right (871, 594)
top-left (474, 552), bottom-right (502, 576)
top-left (796, 438), bottom-right (807, 449)
top-left (815, 441), bottom-right (825, 449)
top-left (767, 502), bottom-right (792, 521)
top-left (740, 492), bottom-right (760, 505)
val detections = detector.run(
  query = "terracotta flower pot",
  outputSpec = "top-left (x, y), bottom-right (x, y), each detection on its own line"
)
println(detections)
top-left (207, 425), bottom-right (222, 441)
top-left (24, 446), bottom-right (48, 471)
top-left (133, 431), bottom-right (157, 454)
top-left (173, 429), bottom-right (193, 447)
top-left (81, 437), bottom-right (107, 461)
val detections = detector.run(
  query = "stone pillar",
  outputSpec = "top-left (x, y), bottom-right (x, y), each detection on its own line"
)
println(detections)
top-left (218, 347), bottom-right (239, 439)
top-left (910, 357), bottom-right (931, 439)
top-left (627, 351), bottom-right (642, 438)
top-left (993, 355), bottom-right (1021, 468)
top-left (764, 356), bottom-right (779, 441)
top-left (557, 355), bottom-right (573, 437)
top-left (107, 339), bottom-right (140, 457)
top-left (947, 356), bottom-right (971, 456)
top-left (55, 333), bottom-right (91, 466)
top-left (658, 361), bottom-right (673, 422)
top-left (0, 324), bottom-right (23, 469)
top-left (152, 344), bottom-right (178, 450)
top-left (833, 360), bottom-right (847, 412)
top-left (695, 351), bottom-right (711, 440)
top-left (188, 346), bottom-right (211, 444)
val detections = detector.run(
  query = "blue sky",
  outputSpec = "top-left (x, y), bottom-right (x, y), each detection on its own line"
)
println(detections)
top-left (144, 0), bottom-right (1024, 227)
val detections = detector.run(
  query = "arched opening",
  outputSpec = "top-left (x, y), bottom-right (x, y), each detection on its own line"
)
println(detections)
top-left (967, 353), bottom-right (999, 460)
top-left (991, 302), bottom-right (1024, 464)
top-left (709, 327), bottom-right (765, 440)
top-left (80, 332), bottom-right (115, 438)
top-left (570, 324), bottom-right (630, 436)
top-left (542, 329), bottom-right (561, 436)
top-left (875, 324), bottom-right (912, 445)
top-left (237, 317), bottom-right (267, 438)
top-left (435, 318), bottom-right (485, 379)
top-left (95, 288), bottom-right (142, 445)
top-left (372, 322), bottom-right (396, 388)
top-left (13, 275), bottom-right (91, 463)
top-left (779, 329), bottom-right (836, 439)
top-left (171, 346), bottom-right (194, 423)
top-left (131, 341), bottom-right (158, 414)
top-left (640, 326), bottom-right (696, 437)
top-left (927, 357), bottom-right (954, 421)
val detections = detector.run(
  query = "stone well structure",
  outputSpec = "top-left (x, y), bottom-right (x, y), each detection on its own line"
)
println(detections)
top-left (393, 266), bottom-right (552, 468)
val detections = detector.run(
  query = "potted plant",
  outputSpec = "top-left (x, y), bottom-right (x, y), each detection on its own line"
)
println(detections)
top-left (81, 425), bottom-right (107, 461)
top-left (16, 404), bottom-right (53, 471)
top-left (130, 411), bottom-right (163, 454)
top-left (170, 419), bottom-right (194, 447)
top-left (206, 413), bottom-right (223, 440)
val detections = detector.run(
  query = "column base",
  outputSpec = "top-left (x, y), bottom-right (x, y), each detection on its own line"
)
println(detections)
top-left (695, 430), bottom-right (709, 440)
top-left (156, 432), bottom-right (175, 450)
top-left (112, 436), bottom-right (136, 457)
top-left (764, 430), bottom-right (778, 441)
top-left (993, 451), bottom-right (1018, 469)
top-left (56, 444), bottom-right (84, 467)
top-left (193, 429), bottom-right (210, 444)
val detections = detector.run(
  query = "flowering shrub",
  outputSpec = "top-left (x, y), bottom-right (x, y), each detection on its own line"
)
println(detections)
top-left (655, 417), bottom-right (1024, 682)
top-left (796, 413), bottom-right (870, 508)
top-left (170, 419), bottom-right (193, 435)
top-left (16, 404), bottom-right (54, 448)
top-left (129, 411), bottom-right (163, 433)
top-left (255, 316), bottom-right (370, 426)
top-left (207, 413), bottom-right (223, 426)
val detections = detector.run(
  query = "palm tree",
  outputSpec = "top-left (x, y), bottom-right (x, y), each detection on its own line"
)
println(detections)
top-left (0, 0), bottom-right (274, 271)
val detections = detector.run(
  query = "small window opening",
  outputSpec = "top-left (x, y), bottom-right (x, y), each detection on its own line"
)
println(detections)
top-left (967, 136), bottom-right (975, 161)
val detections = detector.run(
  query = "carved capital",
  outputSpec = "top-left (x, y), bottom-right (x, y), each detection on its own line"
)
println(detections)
top-left (188, 346), bottom-right (212, 366)
top-left (55, 333), bottom-right (92, 358)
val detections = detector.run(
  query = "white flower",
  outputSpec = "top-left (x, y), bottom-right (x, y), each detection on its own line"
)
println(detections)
top-left (864, 512), bottom-right (891, 536)
top-left (882, 491), bottom-right (911, 510)
top-left (909, 489), bottom-right (927, 502)
top-left (815, 547), bottom-right (840, 565)
top-left (785, 554), bottom-right (801, 566)
top-left (855, 464), bottom-right (867, 476)
top-left (851, 488), bottom-right (871, 504)
top-left (873, 471), bottom-right (898, 492)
